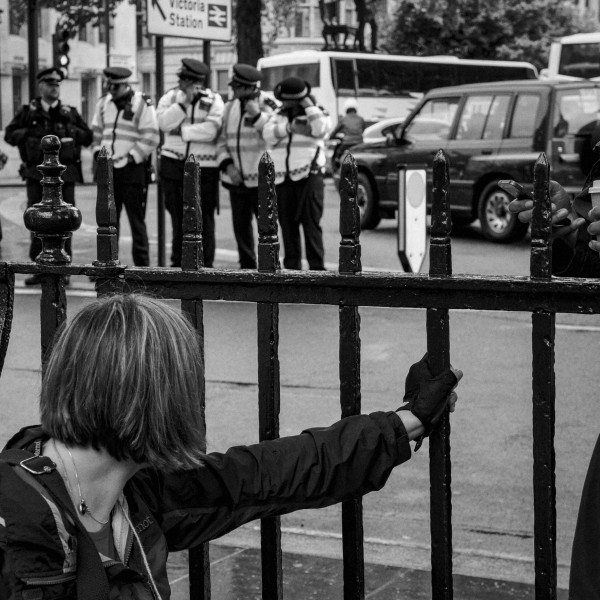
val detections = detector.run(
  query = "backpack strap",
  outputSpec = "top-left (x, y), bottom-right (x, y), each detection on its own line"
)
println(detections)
top-left (0, 447), bottom-right (110, 600)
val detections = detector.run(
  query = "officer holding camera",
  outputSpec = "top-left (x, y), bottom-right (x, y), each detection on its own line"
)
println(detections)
top-left (262, 77), bottom-right (331, 270)
top-left (5, 68), bottom-right (92, 283)
top-left (216, 64), bottom-right (279, 269)
top-left (157, 58), bottom-right (224, 268)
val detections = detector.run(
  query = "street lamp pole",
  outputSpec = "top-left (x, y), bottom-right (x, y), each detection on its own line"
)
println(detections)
top-left (104, 0), bottom-right (110, 67)
top-left (27, 0), bottom-right (39, 100)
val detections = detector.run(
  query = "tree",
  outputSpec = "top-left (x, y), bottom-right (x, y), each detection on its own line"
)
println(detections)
top-left (382, 0), bottom-right (599, 71)
top-left (9, 0), bottom-right (133, 34)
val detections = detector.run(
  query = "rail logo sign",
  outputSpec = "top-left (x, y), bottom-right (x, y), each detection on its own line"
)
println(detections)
top-left (147, 0), bottom-right (232, 41)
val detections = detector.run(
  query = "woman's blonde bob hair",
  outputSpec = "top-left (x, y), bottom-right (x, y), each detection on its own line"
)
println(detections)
top-left (40, 294), bottom-right (206, 472)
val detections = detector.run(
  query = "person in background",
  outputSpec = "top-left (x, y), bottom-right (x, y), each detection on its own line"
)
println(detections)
top-left (216, 63), bottom-right (278, 269)
top-left (0, 293), bottom-right (461, 597)
top-left (91, 67), bottom-right (159, 267)
top-left (262, 77), bottom-right (331, 270)
top-left (507, 171), bottom-right (600, 597)
top-left (157, 58), bottom-right (224, 268)
top-left (330, 98), bottom-right (366, 171)
top-left (5, 68), bottom-right (92, 283)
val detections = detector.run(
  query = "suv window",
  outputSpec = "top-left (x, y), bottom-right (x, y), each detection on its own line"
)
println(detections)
top-left (403, 97), bottom-right (459, 142)
top-left (553, 88), bottom-right (600, 137)
top-left (455, 94), bottom-right (510, 141)
top-left (508, 94), bottom-right (540, 139)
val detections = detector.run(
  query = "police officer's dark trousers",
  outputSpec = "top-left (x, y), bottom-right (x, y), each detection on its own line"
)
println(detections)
top-left (160, 157), bottom-right (218, 268)
top-left (228, 186), bottom-right (259, 269)
top-left (113, 162), bottom-right (150, 267)
top-left (26, 179), bottom-right (74, 262)
top-left (276, 172), bottom-right (325, 270)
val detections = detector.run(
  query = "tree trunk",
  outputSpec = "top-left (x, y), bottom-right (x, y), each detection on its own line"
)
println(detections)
top-left (235, 0), bottom-right (263, 66)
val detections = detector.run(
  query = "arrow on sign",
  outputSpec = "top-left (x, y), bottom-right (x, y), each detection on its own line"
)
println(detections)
top-left (152, 0), bottom-right (166, 20)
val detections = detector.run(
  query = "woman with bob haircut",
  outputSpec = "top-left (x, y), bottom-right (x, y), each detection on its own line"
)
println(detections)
top-left (0, 293), bottom-right (461, 599)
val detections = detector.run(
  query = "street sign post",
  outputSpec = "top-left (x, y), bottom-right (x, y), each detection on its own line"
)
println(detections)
top-left (397, 165), bottom-right (427, 273)
top-left (147, 0), bottom-right (232, 41)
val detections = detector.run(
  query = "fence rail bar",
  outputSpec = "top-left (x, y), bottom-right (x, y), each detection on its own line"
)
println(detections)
top-left (531, 154), bottom-right (558, 599)
top-left (180, 156), bottom-right (211, 600)
top-left (256, 154), bottom-right (283, 600)
top-left (428, 150), bottom-right (453, 599)
top-left (65, 271), bottom-right (600, 314)
top-left (338, 155), bottom-right (365, 600)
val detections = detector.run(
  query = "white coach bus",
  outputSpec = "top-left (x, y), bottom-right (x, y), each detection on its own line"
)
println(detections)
top-left (257, 50), bottom-right (538, 125)
top-left (544, 32), bottom-right (600, 80)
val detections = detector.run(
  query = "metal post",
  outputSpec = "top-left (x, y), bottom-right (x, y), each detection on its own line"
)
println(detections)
top-left (155, 36), bottom-right (166, 266)
top-left (27, 0), bottom-right (39, 101)
top-left (104, 0), bottom-right (110, 67)
top-left (203, 40), bottom-right (211, 69)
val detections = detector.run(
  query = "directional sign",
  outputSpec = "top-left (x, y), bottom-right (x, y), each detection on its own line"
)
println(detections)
top-left (397, 166), bottom-right (427, 273)
top-left (147, 0), bottom-right (232, 41)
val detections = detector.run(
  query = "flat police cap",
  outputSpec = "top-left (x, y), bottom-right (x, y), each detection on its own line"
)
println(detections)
top-left (178, 58), bottom-right (209, 81)
top-left (274, 77), bottom-right (311, 101)
top-left (229, 64), bottom-right (263, 87)
top-left (37, 67), bottom-right (64, 82)
top-left (103, 67), bottom-right (132, 84)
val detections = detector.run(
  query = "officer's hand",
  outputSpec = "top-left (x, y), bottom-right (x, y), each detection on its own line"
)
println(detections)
top-left (299, 97), bottom-right (314, 109)
top-left (291, 121), bottom-right (311, 136)
top-left (398, 354), bottom-right (462, 442)
top-left (226, 164), bottom-right (243, 186)
top-left (245, 99), bottom-right (260, 117)
top-left (588, 205), bottom-right (600, 253)
top-left (507, 180), bottom-right (584, 243)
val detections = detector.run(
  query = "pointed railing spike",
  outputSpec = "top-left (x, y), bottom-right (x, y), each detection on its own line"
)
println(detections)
top-left (339, 153), bottom-right (361, 274)
top-left (93, 146), bottom-right (120, 267)
top-left (429, 149), bottom-right (452, 276)
top-left (257, 152), bottom-right (280, 273)
top-left (531, 153), bottom-right (552, 279)
top-left (182, 154), bottom-right (204, 271)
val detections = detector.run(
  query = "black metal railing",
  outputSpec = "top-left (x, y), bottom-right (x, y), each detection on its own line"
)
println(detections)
top-left (1, 134), bottom-right (599, 600)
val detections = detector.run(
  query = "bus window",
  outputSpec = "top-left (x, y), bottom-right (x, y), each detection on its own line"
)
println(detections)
top-left (559, 43), bottom-right (600, 79)
top-left (380, 60), bottom-right (420, 97)
top-left (332, 58), bottom-right (355, 96)
top-left (356, 58), bottom-right (380, 96)
top-left (260, 63), bottom-right (320, 91)
top-left (419, 63), bottom-right (457, 91)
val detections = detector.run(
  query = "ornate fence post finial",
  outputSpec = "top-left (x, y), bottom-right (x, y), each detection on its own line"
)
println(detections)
top-left (257, 152), bottom-right (280, 273)
top-left (530, 153), bottom-right (552, 279)
top-left (339, 153), bottom-right (362, 274)
top-left (182, 155), bottom-right (204, 271)
top-left (23, 135), bottom-right (82, 264)
top-left (93, 146), bottom-right (120, 267)
top-left (429, 149), bottom-right (452, 276)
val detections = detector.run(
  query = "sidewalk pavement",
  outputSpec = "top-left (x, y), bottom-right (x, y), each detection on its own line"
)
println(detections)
top-left (166, 542), bottom-right (567, 599)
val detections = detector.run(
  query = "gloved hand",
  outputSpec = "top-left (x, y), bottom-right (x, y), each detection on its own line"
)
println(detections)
top-left (397, 353), bottom-right (461, 449)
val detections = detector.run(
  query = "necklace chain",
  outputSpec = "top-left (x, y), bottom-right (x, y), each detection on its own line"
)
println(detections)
top-left (54, 440), bottom-right (110, 527)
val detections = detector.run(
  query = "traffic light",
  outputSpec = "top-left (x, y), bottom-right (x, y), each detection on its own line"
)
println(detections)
top-left (53, 25), bottom-right (71, 78)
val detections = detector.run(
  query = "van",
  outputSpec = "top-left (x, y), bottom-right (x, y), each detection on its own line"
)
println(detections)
top-left (345, 79), bottom-right (600, 242)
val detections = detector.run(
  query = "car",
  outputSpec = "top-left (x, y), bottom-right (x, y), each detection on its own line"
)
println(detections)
top-left (341, 79), bottom-right (600, 242)
top-left (362, 117), bottom-right (405, 142)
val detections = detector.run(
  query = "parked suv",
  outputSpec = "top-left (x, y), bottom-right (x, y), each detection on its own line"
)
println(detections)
top-left (345, 79), bottom-right (600, 242)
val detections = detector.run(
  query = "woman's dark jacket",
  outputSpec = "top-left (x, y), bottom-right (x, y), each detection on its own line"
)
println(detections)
top-left (0, 412), bottom-right (411, 599)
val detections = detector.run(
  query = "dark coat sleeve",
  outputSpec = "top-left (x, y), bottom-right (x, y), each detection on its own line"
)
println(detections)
top-left (134, 411), bottom-right (412, 551)
top-left (569, 434), bottom-right (600, 599)
top-left (67, 108), bottom-right (93, 148)
top-left (4, 107), bottom-right (29, 147)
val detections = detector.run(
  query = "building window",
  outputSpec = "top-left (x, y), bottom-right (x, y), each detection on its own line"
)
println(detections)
top-left (142, 72), bottom-right (152, 97)
top-left (216, 70), bottom-right (229, 99)
top-left (294, 6), bottom-right (310, 37)
top-left (78, 23), bottom-right (88, 42)
top-left (12, 72), bottom-right (23, 118)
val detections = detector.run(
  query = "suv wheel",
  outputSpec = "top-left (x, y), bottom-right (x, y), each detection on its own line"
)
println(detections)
top-left (357, 172), bottom-right (380, 230)
top-left (478, 182), bottom-right (528, 243)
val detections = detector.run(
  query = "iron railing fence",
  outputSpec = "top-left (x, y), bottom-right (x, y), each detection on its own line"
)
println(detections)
top-left (1, 134), bottom-right (599, 600)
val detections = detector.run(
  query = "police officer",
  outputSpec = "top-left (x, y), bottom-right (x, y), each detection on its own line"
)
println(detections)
top-left (262, 77), bottom-right (331, 270)
top-left (157, 58), bottom-right (224, 268)
top-left (91, 67), bottom-right (159, 267)
top-left (5, 67), bottom-right (92, 284)
top-left (216, 64), bottom-right (278, 269)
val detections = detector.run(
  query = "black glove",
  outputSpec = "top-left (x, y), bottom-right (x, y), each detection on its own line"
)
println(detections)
top-left (397, 353), bottom-right (458, 449)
